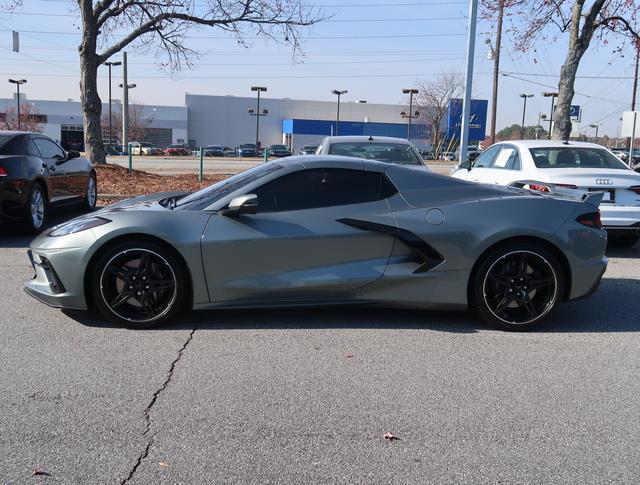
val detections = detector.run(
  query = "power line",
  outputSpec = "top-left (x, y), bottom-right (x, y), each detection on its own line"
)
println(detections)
top-left (503, 70), bottom-right (637, 80)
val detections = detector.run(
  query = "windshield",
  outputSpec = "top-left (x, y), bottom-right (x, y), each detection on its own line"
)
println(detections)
top-left (327, 142), bottom-right (423, 165)
top-left (530, 147), bottom-right (630, 170)
top-left (240, 144), bottom-right (255, 149)
top-left (271, 145), bottom-right (286, 150)
top-left (174, 162), bottom-right (284, 210)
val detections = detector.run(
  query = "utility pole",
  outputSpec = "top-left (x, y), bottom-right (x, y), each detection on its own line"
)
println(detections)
top-left (8, 78), bottom-right (27, 129)
top-left (103, 60), bottom-right (121, 152)
top-left (459, 0), bottom-right (478, 162)
top-left (519, 93), bottom-right (533, 139)
top-left (332, 90), bottom-right (347, 136)
top-left (632, 43), bottom-right (639, 111)
top-left (250, 86), bottom-right (268, 155)
top-left (121, 52), bottom-right (129, 148)
top-left (487, 0), bottom-right (504, 145)
top-left (402, 88), bottom-right (419, 140)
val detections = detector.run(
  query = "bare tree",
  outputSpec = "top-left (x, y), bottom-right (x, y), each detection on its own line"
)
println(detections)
top-left (67, 0), bottom-right (325, 164)
top-left (483, 0), bottom-right (639, 140)
top-left (0, 104), bottom-right (45, 132)
top-left (101, 102), bottom-right (152, 144)
top-left (415, 72), bottom-right (465, 151)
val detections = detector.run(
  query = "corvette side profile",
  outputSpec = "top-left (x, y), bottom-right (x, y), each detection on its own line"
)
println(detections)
top-left (25, 156), bottom-right (607, 331)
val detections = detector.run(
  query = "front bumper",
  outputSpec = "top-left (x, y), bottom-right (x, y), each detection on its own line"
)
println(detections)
top-left (23, 233), bottom-right (96, 310)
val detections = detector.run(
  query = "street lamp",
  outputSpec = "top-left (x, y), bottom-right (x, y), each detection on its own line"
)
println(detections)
top-left (103, 61), bottom-right (121, 152)
top-left (542, 91), bottom-right (558, 139)
top-left (536, 113), bottom-right (547, 139)
top-left (250, 86), bottom-right (267, 155)
top-left (402, 88), bottom-right (419, 140)
top-left (519, 93), bottom-right (534, 139)
top-left (589, 124), bottom-right (600, 143)
top-left (119, 82), bottom-right (136, 148)
top-left (8, 79), bottom-right (27, 129)
top-left (331, 89), bottom-right (347, 136)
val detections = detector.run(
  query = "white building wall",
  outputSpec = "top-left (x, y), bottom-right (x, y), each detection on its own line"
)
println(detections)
top-left (186, 94), bottom-right (415, 150)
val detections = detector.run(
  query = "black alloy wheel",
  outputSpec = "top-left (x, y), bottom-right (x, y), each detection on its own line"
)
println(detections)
top-left (92, 242), bottom-right (187, 328)
top-left (473, 243), bottom-right (564, 331)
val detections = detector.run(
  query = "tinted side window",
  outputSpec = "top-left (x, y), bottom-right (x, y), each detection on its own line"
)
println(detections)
top-left (253, 168), bottom-right (397, 212)
top-left (25, 138), bottom-right (41, 157)
top-left (0, 136), bottom-right (24, 155)
top-left (33, 138), bottom-right (65, 159)
top-left (473, 145), bottom-right (501, 168)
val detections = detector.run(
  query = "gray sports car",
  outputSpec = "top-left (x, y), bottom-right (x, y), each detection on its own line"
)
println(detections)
top-left (24, 156), bottom-right (608, 331)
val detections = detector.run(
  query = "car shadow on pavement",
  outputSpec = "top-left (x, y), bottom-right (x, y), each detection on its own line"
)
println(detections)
top-left (605, 244), bottom-right (640, 259)
top-left (63, 277), bottom-right (640, 334)
top-left (0, 211), bottom-right (84, 248)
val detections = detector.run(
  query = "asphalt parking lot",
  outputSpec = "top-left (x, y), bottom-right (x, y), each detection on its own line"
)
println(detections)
top-left (1, 215), bottom-right (640, 483)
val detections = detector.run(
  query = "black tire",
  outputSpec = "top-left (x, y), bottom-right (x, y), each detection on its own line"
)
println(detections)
top-left (23, 182), bottom-right (48, 234)
top-left (607, 232), bottom-right (639, 248)
top-left (83, 171), bottom-right (98, 212)
top-left (472, 242), bottom-right (565, 331)
top-left (91, 241), bottom-right (188, 329)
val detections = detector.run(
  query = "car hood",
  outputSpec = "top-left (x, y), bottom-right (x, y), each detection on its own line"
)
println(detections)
top-left (542, 168), bottom-right (640, 188)
top-left (95, 191), bottom-right (190, 213)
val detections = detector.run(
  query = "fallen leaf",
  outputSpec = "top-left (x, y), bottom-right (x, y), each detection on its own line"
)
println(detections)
top-left (158, 462), bottom-right (169, 468)
top-left (383, 432), bottom-right (400, 441)
top-left (345, 354), bottom-right (354, 358)
top-left (32, 469), bottom-right (51, 476)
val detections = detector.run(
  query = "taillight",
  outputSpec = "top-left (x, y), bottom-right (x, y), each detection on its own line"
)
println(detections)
top-left (529, 184), bottom-right (550, 192)
top-left (576, 211), bottom-right (602, 229)
top-left (629, 186), bottom-right (640, 195)
top-left (0, 166), bottom-right (7, 177)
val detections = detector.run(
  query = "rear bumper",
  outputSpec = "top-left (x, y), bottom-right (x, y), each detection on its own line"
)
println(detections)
top-left (600, 205), bottom-right (640, 229)
top-left (568, 255), bottom-right (608, 301)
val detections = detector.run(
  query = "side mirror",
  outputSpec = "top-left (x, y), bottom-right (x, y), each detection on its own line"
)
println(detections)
top-left (67, 150), bottom-right (80, 160)
top-left (458, 159), bottom-right (472, 171)
top-left (222, 194), bottom-right (258, 216)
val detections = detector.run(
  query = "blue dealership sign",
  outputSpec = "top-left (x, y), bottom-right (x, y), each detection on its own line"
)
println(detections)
top-left (445, 99), bottom-right (488, 142)
top-left (569, 105), bottom-right (581, 121)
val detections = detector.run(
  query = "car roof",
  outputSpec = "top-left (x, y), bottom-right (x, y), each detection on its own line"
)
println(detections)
top-left (494, 140), bottom-right (608, 150)
top-left (321, 135), bottom-right (414, 145)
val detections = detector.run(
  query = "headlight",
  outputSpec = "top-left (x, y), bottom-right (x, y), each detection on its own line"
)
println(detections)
top-left (48, 217), bottom-right (111, 237)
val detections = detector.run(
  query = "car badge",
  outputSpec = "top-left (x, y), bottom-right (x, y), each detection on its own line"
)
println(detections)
top-left (595, 178), bottom-right (612, 185)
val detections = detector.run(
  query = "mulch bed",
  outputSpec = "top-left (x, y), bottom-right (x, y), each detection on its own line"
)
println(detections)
top-left (94, 164), bottom-right (227, 200)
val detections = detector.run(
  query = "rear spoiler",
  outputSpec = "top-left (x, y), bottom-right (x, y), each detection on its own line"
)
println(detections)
top-left (509, 180), bottom-right (602, 206)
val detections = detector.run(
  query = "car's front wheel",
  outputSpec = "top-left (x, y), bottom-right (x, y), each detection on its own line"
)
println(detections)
top-left (91, 241), bottom-right (187, 328)
top-left (24, 182), bottom-right (47, 234)
top-left (472, 243), bottom-right (565, 331)
top-left (83, 172), bottom-right (97, 212)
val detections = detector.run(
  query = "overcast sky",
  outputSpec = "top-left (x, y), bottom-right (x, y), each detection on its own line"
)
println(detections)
top-left (0, 0), bottom-right (637, 137)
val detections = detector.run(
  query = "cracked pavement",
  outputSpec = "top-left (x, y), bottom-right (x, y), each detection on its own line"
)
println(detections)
top-left (2, 224), bottom-right (640, 483)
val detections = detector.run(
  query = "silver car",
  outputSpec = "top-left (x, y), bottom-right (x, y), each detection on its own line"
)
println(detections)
top-left (315, 136), bottom-right (427, 167)
top-left (25, 156), bottom-right (607, 331)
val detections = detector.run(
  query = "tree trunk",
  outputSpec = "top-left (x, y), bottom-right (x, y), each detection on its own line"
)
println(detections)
top-left (78, 2), bottom-right (106, 164)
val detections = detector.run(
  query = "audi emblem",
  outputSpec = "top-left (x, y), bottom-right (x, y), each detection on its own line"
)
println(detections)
top-left (595, 178), bottom-right (613, 185)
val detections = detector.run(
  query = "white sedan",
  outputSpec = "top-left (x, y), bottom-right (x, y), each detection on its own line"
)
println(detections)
top-left (451, 140), bottom-right (640, 247)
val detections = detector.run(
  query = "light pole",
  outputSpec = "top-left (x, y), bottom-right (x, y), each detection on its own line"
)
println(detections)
top-left (589, 124), bottom-right (600, 143)
top-left (402, 88), bottom-right (419, 140)
top-left (536, 113), bottom-right (547, 139)
top-left (250, 86), bottom-right (267, 155)
top-left (8, 79), bottom-right (27, 129)
top-left (103, 61), bottom-right (121, 152)
top-left (542, 91), bottom-right (558, 139)
top-left (519, 93), bottom-right (534, 139)
top-left (331, 89), bottom-right (347, 136)
top-left (118, 82), bottom-right (136, 148)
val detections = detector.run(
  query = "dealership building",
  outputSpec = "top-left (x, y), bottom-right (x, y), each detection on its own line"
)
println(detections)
top-left (1, 93), bottom-right (487, 154)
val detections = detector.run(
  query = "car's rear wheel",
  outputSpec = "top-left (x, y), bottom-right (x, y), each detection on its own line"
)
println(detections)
top-left (472, 243), bottom-right (564, 331)
top-left (91, 242), bottom-right (187, 328)
top-left (24, 182), bottom-right (47, 234)
top-left (83, 172), bottom-right (97, 212)
top-left (607, 232), bottom-right (639, 248)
